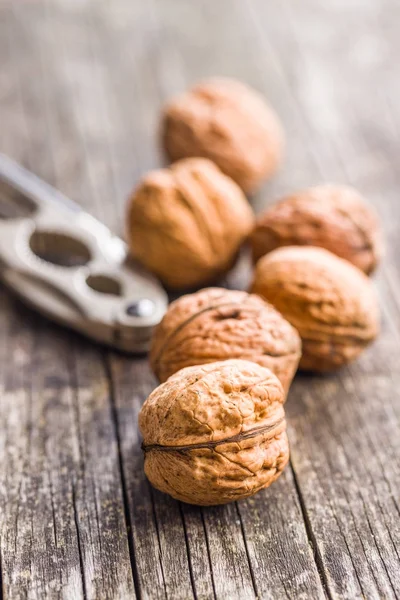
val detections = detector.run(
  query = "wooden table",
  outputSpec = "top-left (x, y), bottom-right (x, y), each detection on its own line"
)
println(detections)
top-left (1, 1), bottom-right (399, 598)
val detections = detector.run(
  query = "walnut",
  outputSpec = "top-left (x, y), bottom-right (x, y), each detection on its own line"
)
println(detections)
top-left (126, 158), bottom-right (254, 290)
top-left (162, 78), bottom-right (284, 194)
top-left (251, 246), bottom-right (380, 372)
top-left (139, 359), bottom-right (289, 505)
top-left (251, 185), bottom-right (383, 274)
top-left (150, 287), bottom-right (301, 395)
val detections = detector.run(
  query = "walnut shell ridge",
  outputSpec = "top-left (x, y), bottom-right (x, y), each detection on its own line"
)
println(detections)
top-left (150, 287), bottom-right (301, 395)
top-left (162, 78), bottom-right (284, 194)
top-left (139, 359), bottom-right (289, 506)
top-left (251, 246), bottom-right (380, 372)
top-left (251, 184), bottom-right (383, 274)
top-left (126, 158), bottom-right (254, 289)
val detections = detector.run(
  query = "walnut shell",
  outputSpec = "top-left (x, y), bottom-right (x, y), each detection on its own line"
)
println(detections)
top-left (162, 78), bottom-right (284, 194)
top-left (251, 246), bottom-right (380, 372)
top-left (139, 359), bottom-right (289, 506)
top-left (150, 287), bottom-right (301, 395)
top-left (251, 185), bottom-right (383, 274)
top-left (126, 158), bottom-right (254, 289)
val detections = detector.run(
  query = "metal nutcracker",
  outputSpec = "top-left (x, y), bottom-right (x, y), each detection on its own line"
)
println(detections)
top-left (0, 154), bottom-right (168, 352)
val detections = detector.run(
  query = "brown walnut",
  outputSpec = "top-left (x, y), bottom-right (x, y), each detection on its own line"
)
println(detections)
top-left (251, 246), bottom-right (380, 372)
top-left (126, 158), bottom-right (254, 289)
top-left (139, 359), bottom-right (289, 506)
top-left (150, 287), bottom-right (301, 395)
top-left (162, 78), bottom-right (284, 194)
top-left (251, 184), bottom-right (383, 274)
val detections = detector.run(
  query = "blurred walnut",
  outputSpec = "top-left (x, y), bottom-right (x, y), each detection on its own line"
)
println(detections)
top-left (126, 158), bottom-right (254, 289)
top-left (162, 78), bottom-right (284, 194)
top-left (251, 185), bottom-right (383, 274)
top-left (150, 287), bottom-right (301, 395)
top-left (139, 359), bottom-right (289, 506)
top-left (251, 246), bottom-right (380, 372)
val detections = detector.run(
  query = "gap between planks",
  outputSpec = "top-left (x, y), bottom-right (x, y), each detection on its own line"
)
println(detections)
top-left (289, 465), bottom-right (333, 600)
top-left (72, 484), bottom-right (89, 600)
top-left (103, 354), bottom-right (143, 600)
top-left (0, 543), bottom-right (4, 600)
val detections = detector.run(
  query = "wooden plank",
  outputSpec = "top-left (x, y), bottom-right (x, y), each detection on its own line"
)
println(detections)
top-left (0, 315), bottom-right (135, 599)
top-left (97, 1), bottom-right (262, 596)
top-left (0, 299), bottom-right (136, 596)
top-left (241, 1), bottom-right (400, 597)
top-left (69, 1), bottom-right (214, 596)
top-left (144, 1), bottom-right (326, 598)
top-left (237, 471), bottom-right (326, 600)
top-left (0, 4), bottom-right (136, 599)
top-left (0, 304), bottom-right (85, 600)
top-left (108, 357), bottom-right (195, 600)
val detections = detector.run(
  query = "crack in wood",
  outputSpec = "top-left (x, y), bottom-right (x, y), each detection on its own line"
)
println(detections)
top-left (0, 545), bottom-right (4, 600)
top-left (199, 509), bottom-right (217, 600)
top-left (178, 503), bottom-right (198, 600)
top-left (289, 461), bottom-right (334, 600)
top-left (148, 484), bottom-right (168, 599)
top-left (72, 484), bottom-right (88, 600)
top-left (360, 493), bottom-right (399, 598)
top-left (235, 503), bottom-right (258, 599)
top-left (90, 476), bottom-right (106, 587)
top-left (48, 471), bottom-right (58, 548)
top-left (103, 354), bottom-right (142, 600)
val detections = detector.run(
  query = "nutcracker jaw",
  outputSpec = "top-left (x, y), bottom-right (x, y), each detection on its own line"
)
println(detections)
top-left (0, 154), bottom-right (168, 353)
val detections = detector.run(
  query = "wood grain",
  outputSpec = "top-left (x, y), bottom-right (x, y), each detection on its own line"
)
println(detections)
top-left (242, 2), bottom-right (400, 597)
top-left (0, 0), bottom-right (399, 598)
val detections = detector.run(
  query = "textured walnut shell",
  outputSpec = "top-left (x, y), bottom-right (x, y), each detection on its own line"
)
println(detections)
top-left (126, 158), bottom-right (254, 289)
top-left (139, 360), bottom-right (289, 506)
top-left (162, 78), bottom-right (284, 194)
top-left (251, 246), bottom-right (380, 372)
top-left (251, 185), bottom-right (383, 274)
top-left (150, 287), bottom-right (301, 395)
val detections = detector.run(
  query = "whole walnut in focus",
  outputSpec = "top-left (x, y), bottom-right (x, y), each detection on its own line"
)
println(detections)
top-left (251, 246), bottom-right (380, 372)
top-left (126, 158), bottom-right (254, 289)
top-left (251, 185), bottom-right (383, 274)
top-left (139, 359), bottom-right (289, 506)
top-left (162, 78), bottom-right (284, 194)
top-left (151, 287), bottom-right (301, 395)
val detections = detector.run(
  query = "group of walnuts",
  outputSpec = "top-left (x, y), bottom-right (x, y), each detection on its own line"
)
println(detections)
top-left (126, 78), bottom-right (383, 506)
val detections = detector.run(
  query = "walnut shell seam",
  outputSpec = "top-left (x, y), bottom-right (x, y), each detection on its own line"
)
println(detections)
top-left (143, 415), bottom-right (285, 452)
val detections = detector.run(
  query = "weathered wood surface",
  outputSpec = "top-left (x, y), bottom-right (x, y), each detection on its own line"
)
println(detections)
top-left (0, 0), bottom-right (399, 598)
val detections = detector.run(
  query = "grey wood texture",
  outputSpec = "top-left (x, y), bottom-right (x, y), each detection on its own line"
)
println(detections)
top-left (0, 0), bottom-right (399, 598)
